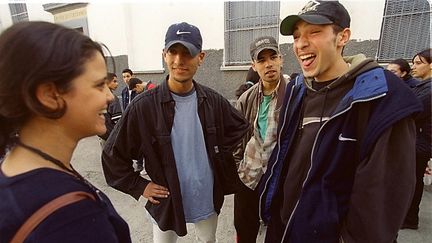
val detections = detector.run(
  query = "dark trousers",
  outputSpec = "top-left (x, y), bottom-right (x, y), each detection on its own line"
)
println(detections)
top-left (403, 154), bottom-right (429, 226)
top-left (234, 184), bottom-right (260, 243)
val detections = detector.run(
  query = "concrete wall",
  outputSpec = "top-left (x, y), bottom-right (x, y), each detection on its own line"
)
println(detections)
top-left (127, 39), bottom-right (379, 100)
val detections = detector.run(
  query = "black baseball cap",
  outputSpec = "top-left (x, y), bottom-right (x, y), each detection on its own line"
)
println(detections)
top-left (280, 0), bottom-right (351, 36)
top-left (250, 36), bottom-right (280, 60)
top-left (164, 22), bottom-right (202, 57)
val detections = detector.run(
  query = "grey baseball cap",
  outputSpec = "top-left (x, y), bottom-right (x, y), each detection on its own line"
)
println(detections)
top-left (250, 36), bottom-right (280, 60)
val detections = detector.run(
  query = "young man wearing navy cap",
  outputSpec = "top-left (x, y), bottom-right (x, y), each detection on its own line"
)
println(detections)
top-left (233, 36), bottom-right (287, 243)
top-left (258, 1), bottom-right (422, 242)
top-left (102, 22), bottom-right (248, 242)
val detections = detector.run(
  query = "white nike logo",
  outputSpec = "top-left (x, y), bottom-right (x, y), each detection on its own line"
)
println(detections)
top-left (176, 30), bottom-right (191, 35)
top-left (338, 133), bottom-right (357, 142)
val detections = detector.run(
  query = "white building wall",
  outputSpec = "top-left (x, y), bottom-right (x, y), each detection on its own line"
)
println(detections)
top-left (26, 3), bottom-right (53, 22)
top-left (0, 1), bottom-right (385, 72)
top-left (0, 4), bottom-right (53, 32)
top-left (80, 1), bottom-right (224, 72)
top-left (113, 1), bottom-right (224, 72)
top-left (86, 2), bottom-right (129, 57)
top-left (0, 4), bottom-right (12, 32)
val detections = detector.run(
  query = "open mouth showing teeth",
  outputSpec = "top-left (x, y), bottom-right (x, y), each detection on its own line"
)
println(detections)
top-left (299, 54), bottom-right (316, 67)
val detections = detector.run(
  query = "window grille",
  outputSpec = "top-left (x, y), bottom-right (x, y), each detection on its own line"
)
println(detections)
top-left (377, 0), bottom-right (430, 62)
top-left (224, 1), bottom-right (280, 66)
top-left (9, 3), bottom-right (29, 24)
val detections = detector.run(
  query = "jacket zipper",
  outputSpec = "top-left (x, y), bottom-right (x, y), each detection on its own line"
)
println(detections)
top-left (258, 86), bottom-right (296, 224)
top-left (279, 93), bottom-right (387, 242)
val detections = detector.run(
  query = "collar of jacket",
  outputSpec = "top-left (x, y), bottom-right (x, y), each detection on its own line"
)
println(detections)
top-left (415, 77), bottom-right (432, 88)
top-left (160, 75), bottom-right (208, 103)
top-left (334, 67), bottom-right (388, 113)
top-left (257, 74), bottom-right (288, 110)
top-left (294, 67), bottom-right (388, 116)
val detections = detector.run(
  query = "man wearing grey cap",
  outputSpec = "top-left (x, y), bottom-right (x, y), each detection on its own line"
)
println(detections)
top-left (233, 36), bottom-right (287, 243)
top-left (258, 1), bottom-right (422, 242)
top-left (102, 22), bottom-right (248, 242)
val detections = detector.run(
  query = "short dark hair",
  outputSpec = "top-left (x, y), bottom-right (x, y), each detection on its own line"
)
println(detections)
top-left (331, 24), bottom-right (344, 35)
top-left (413, 48), bottom-right (432, 64)
top-left (0, 21), bottom-right (104, 156)
top-left (122, 68), bottom-right (133, 76)
top-left (330, 24), bottom-right (346, 55)
top-left (107, 72), bottom-right (117, 81)
top-left (128, 77), bottom-right (143, 90)
top-left (389, 59), bottom-right (411, 80)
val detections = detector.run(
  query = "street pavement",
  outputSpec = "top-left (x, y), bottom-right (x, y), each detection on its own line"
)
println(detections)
top-left (72, 136), bottom-right (432, 243)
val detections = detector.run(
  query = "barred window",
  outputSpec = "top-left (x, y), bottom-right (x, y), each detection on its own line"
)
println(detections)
top-left (9, 3), bottom-right (29, 24)
top-left (377, 0), bottom-right (430, 62)
top-left (224, 1), bottom-right (280, 66)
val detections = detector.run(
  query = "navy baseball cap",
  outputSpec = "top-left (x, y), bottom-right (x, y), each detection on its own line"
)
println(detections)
top-left (280, 0), bottom-right (351, 36)
top-left (164, 22), bottom-right (202, 57)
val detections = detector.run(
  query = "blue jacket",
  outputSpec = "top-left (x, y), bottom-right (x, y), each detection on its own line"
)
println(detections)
top-left (413, 78), bottom-right (431, 158)
top-left (259, 67), bottom-right (422, 243)
top-left (121, 87), bottom-right (138, 110)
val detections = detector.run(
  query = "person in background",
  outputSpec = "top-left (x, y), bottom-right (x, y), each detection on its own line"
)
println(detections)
top-left (121, 68), bottom-right (135, 110)
top-left (235, 67), bottom-right (260, 99)
top-left (233, 36), bottom-right (287, 243)
top-left (141, 80), bottom-right (156, 91)
top-left (129, 77), bottom-right (156, 95)
top-left (0, 21), bottom-right (131, 242)
top-left (98, 72), bottom-right (122, 147)
top-left (387, 58), bottom-right (420, 88)
top-left (125, 77), bottom-right (147, 172)
top-left (402, 48), bottom-right (431, 230)
top-left (101, 22), bottom-right (248, 243)
top-left (259, 1), bottom-right (422, 242)
top-left (128, 77), bottom-right (144, 94)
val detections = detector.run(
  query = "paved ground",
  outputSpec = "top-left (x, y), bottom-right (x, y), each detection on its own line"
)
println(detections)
top-left (72, 136), bottom-right (432, 243)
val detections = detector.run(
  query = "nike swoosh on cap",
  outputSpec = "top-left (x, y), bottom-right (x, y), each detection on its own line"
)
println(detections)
top-left (176, 30), bottom-right (191, 35)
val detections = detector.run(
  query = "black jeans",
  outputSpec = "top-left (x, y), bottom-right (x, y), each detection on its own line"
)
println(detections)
top-left (234, 184), bottom-right (260, 243)
top-left (403, 154), bottom-right (429, 226)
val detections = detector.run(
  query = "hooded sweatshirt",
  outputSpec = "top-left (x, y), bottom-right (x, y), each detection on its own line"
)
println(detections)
top-left (260, 53), bottom-right (421, 243)
top-left (280, 54), bottom-right (378, 221)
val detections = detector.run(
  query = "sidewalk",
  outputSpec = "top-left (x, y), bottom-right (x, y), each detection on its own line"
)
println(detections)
top-left (398, 184), bottom-right (432, 243)
top-left (72, 136), bottom-right (432, 242)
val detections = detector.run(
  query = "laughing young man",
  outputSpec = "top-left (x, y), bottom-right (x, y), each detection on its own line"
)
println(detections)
top-left (258, 1), bottom-right (422, 242)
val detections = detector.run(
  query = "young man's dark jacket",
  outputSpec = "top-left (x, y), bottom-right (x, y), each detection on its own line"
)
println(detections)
top-left (99, 95), bottom-right (122, 140)
top-left (121, 86), bottom-right (138, 110)
top-left (258, 55), bottom-right (423, 243)
top-left (102, 78), bottom-right (249, 236)
top-left (412, 78), bottom-right (431, 158)
top-left (404, 76), bottom-right (420, 88)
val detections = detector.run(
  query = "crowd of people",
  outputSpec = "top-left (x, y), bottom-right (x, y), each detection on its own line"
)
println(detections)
top-left (0, 1), bottom-right (430, 243)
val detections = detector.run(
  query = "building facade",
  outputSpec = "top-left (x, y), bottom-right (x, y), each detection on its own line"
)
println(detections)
top-left (0, 1), bottom-right (386, 99)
